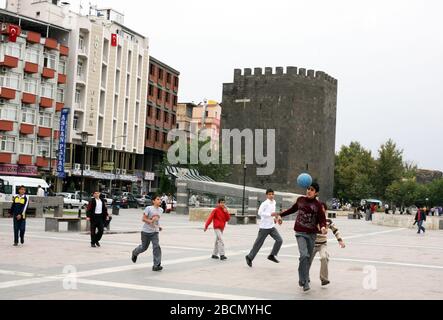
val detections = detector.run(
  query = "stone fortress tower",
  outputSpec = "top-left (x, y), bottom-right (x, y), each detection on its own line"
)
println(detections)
top-left (221, 66), bottom-right (338, 201)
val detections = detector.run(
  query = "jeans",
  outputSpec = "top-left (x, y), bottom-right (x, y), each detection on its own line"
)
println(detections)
top-left (296, 232), bottom-right (317, 285)
top-left (247, 227), bottom-right (283, 260)
top-left (13, 218), bottom-right (26, 244)
top-left (417, 220), bottom-right (425, 233)
top-left (133, 232), bottom-right (162, 267)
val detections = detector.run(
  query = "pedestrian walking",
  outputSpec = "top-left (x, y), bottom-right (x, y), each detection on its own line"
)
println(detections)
top-left (413, 207), bottom-right (426, 234)
top-left (308, 202), bottom-right (346, 286)
top-left (86, 191), bottom-right (109, 247)
top-left (277, 182), bottom-right (327, 292)
top-left (245, 189), bottom-right (283, 267)
top-left (131, 195), bottom-right (163, 271)
top-left (204, 198), bottom-right (231, 260)
top-left (37, 185), bottom-right (45, 197)
top-left (10, 186), bottom-right (29, 246)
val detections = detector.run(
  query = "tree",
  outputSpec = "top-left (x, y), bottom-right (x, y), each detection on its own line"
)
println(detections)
top-left (157, 136), bottom-right (231, 194)
top-left (428, 179), bottom-right (443, 206)
top-left (334, 142), bottom-right (377, 203)
top-left (374, 139), bottom-right (405, 199)
top-left (385, 179), bottom-right (423, 207)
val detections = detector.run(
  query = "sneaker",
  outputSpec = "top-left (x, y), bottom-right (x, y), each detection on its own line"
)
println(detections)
top-left (91, 243), bottom-right (96, 248)
top-left (303, 283), bottom-right (311, 292)
top-left (152, 265), bottom-right (163, 271)
top-left (131, 253), bottom-right (137, 263)
top-left (13, 243), bottom-right (18, 247)
top-left (220, 255), bottom-right (227, 260)
top-left (95, 242), bottom-right (101, 247)
top-left (245, 255), bottom-right (252, 267)
top-left (321, 280), bottom-right (330, 286)
top-left (298, 281), bottom-right (304, 287)
top-left (211, 255), bottom-right (219, 260)
top-left (268, 255), bottom-right (280, 263)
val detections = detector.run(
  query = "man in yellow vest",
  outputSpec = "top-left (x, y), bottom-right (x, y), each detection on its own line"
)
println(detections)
top-left (10, 186), bottom-right (29, 246)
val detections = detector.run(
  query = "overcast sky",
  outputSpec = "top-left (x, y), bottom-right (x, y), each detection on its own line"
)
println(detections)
top-left (3, 0), bottom-right (442, 171)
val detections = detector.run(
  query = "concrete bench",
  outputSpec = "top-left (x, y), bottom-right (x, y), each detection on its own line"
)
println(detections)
top-left (45, 217), bottom-right (81, 232)
top-left (327, 211), bottom-right (336, 219)
top-left (347, 213), bottom-right (360, 219)
top-left (229, 214), bottom-right (257, 225)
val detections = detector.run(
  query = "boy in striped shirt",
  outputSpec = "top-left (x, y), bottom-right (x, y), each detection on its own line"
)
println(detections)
top-left (309, 202), bottom-right (346, 286)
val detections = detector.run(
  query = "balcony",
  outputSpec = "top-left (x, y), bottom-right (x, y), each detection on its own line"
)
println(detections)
top-left (39, 97), bottom-right (53, 108)
top-left (56, 102), bottom-right (64, 112)
top-left (37, 127), bottom-right (51, 137)
top-left (42, 68), bottom-right (56, 79)
top-left (20, 123), bottom-right (34, 135)
top-left (24, 62), bottom-right (38, 74)
top-left (18, 155), bottom-right (33, 165)
top-left (0, 88), bottom-right (16, 100)
top-left (74, 102), bottom-right (85, 111)
top-left (57, 73), bottom-right (67, 84)
top-left (0, 153), bottom-right (12, 164)
top-left (22, 92), bottom-right (37, 104)
top-left (26, 31), bottom-right (41, 44)
top-left (59, 45), bottom-right (69, 57)
top-left (36, 156), bottom-right (49, 167)
top-left (44, 38), bottom-right (58, 51)
top-left (0, 55), bottom-right (19, 68)
top-left (78, 47), bottom-right (88, 57)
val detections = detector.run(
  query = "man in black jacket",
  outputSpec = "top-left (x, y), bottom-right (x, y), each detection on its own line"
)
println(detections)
top-left (86, 191), bottom-right (109, 247)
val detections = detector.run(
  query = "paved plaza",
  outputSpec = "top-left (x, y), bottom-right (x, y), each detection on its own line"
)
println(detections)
top-left (0, 209), bottom-right (442, 300)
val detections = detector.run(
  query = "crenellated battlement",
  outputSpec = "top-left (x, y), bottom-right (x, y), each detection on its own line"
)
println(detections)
top-left (233, 66), bottom-right (337, 85)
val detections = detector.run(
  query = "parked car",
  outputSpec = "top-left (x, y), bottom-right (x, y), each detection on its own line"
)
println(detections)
top-left (135, 195), bottom-right (151, 207)
top-left (118, 193), bottom-right (138, 208)
top-left (56, 192), bottom-right (88, 209)
top-left (100, 193), bottom-right (114, 206)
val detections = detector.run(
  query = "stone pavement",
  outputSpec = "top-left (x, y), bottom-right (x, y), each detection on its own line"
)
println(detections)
top-left (0, 209), bottom-right (442, 300)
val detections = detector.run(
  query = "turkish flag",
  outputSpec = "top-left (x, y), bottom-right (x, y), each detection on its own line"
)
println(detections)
top-left (111, 33), bottom-right (117, 47)
top-left (8, 25), bottom-right (19, 42)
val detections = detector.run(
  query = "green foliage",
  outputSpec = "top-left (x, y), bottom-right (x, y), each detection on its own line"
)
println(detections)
top-left (334, 142), bottom-right (376, 202)
top-left (374, 139), bottom-right (405, 199)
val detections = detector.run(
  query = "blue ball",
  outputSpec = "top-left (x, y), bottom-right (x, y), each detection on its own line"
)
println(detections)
top-left (297, 173), bottom-right (312, 189)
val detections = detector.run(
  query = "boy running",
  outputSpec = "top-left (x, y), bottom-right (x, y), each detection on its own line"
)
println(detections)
top-left (245, 188), bottom-right (283, 267)
top-left (131, 195), bottom-right (163, 271)
top-left (204, 198), bottom-right (230, 260)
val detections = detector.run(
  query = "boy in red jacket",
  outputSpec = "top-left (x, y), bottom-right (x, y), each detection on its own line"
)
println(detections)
top-left (204, 198), bottom-right (231, 260)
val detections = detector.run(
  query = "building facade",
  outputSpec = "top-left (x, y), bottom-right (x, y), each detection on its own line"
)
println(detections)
top-left (221, 67), bottom-right (337, 201)
top-left (0, 8), bottom-right (69, 187)
top-left (145, 56), bottom-right (179, 191)
top-left (7, 0), bottom-right (151, 194)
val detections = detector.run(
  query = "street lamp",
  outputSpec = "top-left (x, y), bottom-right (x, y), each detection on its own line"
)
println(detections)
top-left (110, 135), bottom-right (127, 198)
top-left (78, 131), bottom-right (92, 218)
top-left (242, 162), bottom-right (247, 216)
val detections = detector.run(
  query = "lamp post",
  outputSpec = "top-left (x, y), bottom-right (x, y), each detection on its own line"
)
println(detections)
top-left (242, 162), bottom-right (247, 216)
top-left (110, 135), bottom-right (127, 198)
top-left (78, 131), bottom-right (92, 218)
top-left (41, 150), bottom-right (47, 180)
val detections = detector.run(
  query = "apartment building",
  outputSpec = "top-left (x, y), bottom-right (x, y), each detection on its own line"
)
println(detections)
top-left (145, 56), bottom-right (179, 190)
top-left (0, 8), bottom-right (69, 185)
top-left (7, 0), bottom-right (149, 193)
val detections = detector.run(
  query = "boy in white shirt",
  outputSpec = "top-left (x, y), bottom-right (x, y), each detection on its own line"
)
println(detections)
top-left (245, 189), bottom-right (283, 267)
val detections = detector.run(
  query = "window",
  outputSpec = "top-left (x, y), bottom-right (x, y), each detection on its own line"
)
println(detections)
top-left (19, 138), bottom-right (34, 155)
top-left (164, 111), bottom-right (169, 123)
top-left (158, 68), bottom-right (163, 80)
top-left (58, 60), bottom-right (66, 74)
top-left (0, 104), bottom-right (18, 121)
top-left (77, 60), bottom-right (84, 77)
top-left (155, 130), bottom-right (159, 142)
top-left (148, 84), bottom-right (154, 96)
top-left (127, 50), bottom-right (132, 71)
top-left (148, 105), bottom-right (152, 117)
top-left (57, 88), bottom-right (64, 102)
top-left (0, 72), bottom-right (20, 90)
top-left (146, 128), bottom-right (151, 140)
top-left (43, 51), bottom-right (56, 69)
top-left (53, 114), bottom-right (60, 129)
top-left (78, 35), bottom-right (85, 51)
top-left (174, 76), bottom-right (178, 87)
top-left (165, 92), bottom-right (170, 103)
top-left (156, 108), bottom-right (161, 120)
top-left (172, 114), bottom-right (176, 125)
top-left (25, 45), bottom-right (39, 64)
top-left (37, 140), bottom-right (50, 156)
top-left (39, 111), bottom-right (52, 127)
top-left (137, 55), bottom-right (142, 77)
top-left (75, 89), bottom-right (81, 104)
top-left (173, 95), bottom-right (177, 106)
top-left (166, 73), bottom-right (171, 84)
top-left (23, 77), bottom-right (38, 94)
top-left (205, 111), bottom-right (209, 117)
top-left (157, 88), bottom-right (162, 100)
top-left (73, 115), bottom-right (79, 130)
top-left (163, 132), bottom-right (167, 144)
top-left (40, 82), bottom-right (55, 99)
top-left (21, 106), bottom-right (36, 124)
top-left (5, 42), bottom-right (21, 58)
top-left (115, 70), bottom-right (120, 91)
top-left (149, 63), bottom-right (155, 76)
top-left (0, 136), bottom-right (15, 152)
